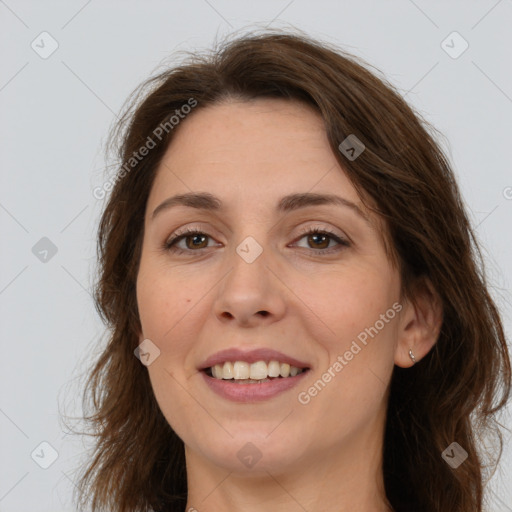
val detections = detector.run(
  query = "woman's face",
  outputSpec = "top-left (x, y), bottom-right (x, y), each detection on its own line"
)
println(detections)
top-left (136, 98), bottom-right (405, 475)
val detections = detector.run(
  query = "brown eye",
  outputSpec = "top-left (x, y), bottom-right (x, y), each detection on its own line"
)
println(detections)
top-left (292, 228), bottom-right (350, 255)
top-left (307, 233), bottom-right (330, 249)
top-left (164, 227), bottom-right (349, 256)
top-left (164, 229), bottom-right (215, 253)
top-left (184, 233), bottom-right (209, 249)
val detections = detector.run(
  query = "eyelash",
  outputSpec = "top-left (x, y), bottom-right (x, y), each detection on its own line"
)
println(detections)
top-left (163, 226), bottom-right (350, 256)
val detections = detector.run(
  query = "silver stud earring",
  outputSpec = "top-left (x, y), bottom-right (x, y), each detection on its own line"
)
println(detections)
top-left (409, 349), bottom-right (417, 364)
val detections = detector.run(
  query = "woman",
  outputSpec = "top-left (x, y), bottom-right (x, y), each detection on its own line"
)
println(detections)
top-left (74, 30), bottom-right (511, 512)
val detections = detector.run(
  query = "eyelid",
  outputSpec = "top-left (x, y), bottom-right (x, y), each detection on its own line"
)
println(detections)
top-left (165, 223), bottom-right (343, 243)
top-left (293, 223), bottom-right (350, 243)
top-left (166, 221), bottom-right (348, 242)
top-left (164, 223), bottom-right (219, 245)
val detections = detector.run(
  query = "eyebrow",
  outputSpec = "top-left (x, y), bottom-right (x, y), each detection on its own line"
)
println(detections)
top-left (151, 191), bottom-right (370, 223)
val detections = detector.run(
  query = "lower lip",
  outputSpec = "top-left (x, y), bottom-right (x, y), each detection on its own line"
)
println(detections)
top-left (201, 370), bottom-right (310, 402)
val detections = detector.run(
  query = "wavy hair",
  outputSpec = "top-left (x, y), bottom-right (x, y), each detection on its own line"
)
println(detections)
top-left (71, 30), bottom-right (511, 512)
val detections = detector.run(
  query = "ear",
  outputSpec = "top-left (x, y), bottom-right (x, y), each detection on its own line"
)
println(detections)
top-left (395, 276), bottom-right (443, 368)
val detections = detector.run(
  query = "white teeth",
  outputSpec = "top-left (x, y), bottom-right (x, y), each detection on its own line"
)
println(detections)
top-left (250, 361), bottom-right (268, 380)
top-left (268, 360), bottom-right (281, 377)
top-left (233, 361), bottom-right (249, 379)
top-left (222, 361), bottom-right (234, 379)
top-left (209, 360), bottom-right (305, 380)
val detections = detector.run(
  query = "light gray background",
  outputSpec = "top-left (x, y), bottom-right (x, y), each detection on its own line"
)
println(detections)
top-left (1, 1), bottom-right (511, 511)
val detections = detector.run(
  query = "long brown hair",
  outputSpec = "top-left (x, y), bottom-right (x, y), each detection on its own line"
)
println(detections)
top-left (71, 29), bottom-right (511, 512)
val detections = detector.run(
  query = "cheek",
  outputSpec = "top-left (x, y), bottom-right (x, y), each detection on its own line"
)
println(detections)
top-left (136, 262), bottom-right (214, 388)
top-left (136, 263), bottom-right (203, 342)
top-left (295, 272), bottom-right (397, 436)
top-left (298, 268), bottom-right (398, 418)
top-left (302, 266), bottom-right (398, 348)
top-left (136, 268), bottom-right (208, 438)
top-left (332, 275), bottom-right (397, 368)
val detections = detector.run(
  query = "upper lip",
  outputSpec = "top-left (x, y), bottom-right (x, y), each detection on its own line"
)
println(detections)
top-left (198, 348), bottom-right (311, 370)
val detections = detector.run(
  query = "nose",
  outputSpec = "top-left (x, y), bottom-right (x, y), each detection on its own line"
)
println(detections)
top-left (212, 244), bottom-right (287, 328)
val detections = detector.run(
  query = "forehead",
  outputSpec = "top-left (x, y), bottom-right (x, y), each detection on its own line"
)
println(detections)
top-left (149, 98), bottom-right (364, 210)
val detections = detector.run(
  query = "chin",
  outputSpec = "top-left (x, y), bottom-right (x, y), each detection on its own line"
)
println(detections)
top-left (193, 432), bottom-right (308, 474)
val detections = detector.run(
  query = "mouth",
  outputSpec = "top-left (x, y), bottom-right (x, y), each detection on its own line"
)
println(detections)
top-left (200, 359), bottom-right (310, 402)
top-left (202, 360), bottom-right (310, 384)
top-left (198, 348), bottom-right (311, 396)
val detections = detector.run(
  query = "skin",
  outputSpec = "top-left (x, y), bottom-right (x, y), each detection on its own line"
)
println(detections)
top-left (136, 98), bottom-right (443, 512)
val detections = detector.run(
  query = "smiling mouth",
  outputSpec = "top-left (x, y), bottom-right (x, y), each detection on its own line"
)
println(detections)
top-left (204, 360), bottom-right (310, 383)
